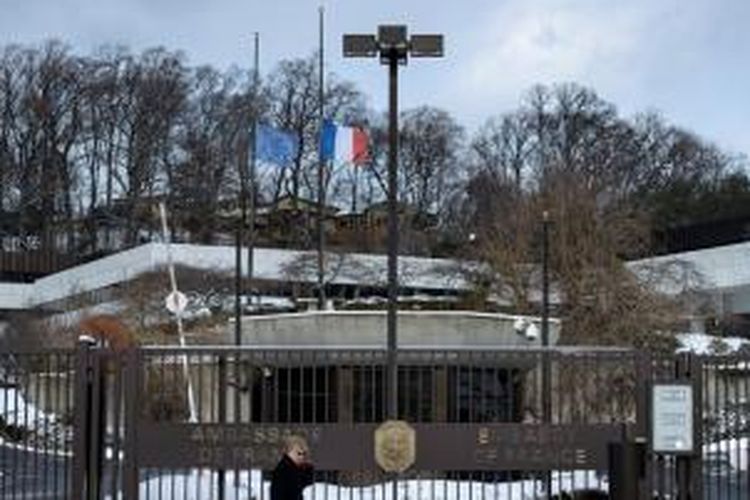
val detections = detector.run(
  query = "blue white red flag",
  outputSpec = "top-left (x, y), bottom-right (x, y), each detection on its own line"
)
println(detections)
top-left (320, 120), bottom-right (369, 165)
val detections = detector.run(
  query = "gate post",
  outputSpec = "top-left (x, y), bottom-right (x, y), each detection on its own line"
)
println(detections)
top-left (690, 355), bottom-right (703, 500)
top-left (123, 347), bottom-right (140, 500)
top-left (674, 352), bottom-right (703, 500)
top-left (635, 352), bottom-right (651, 500)
top-left (609, 424), bottom-right (647, 500)
top-left (72, 339), bottom-right (91, 499)
top-left (608, 442), bottom-right (638, 499)
top-left (218, 354), bottom-right (227, 500)
top-left (72, 338), bottom-right (105, 500)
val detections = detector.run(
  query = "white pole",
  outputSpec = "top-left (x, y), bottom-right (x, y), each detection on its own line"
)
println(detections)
top-left (159, 202), bottom-right (197, 423)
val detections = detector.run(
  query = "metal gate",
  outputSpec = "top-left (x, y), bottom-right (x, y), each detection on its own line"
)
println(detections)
top-left (3, 344), bottom-right (748, 499)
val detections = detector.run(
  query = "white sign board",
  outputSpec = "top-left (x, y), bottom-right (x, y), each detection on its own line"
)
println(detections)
top-left (652, 384), bottom-right (693, 453)
top-left (165, 290), bottom-right (188, 315)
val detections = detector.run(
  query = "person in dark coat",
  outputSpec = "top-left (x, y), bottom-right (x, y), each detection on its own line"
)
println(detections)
top-left (270, 435), bottom-right (314, 500)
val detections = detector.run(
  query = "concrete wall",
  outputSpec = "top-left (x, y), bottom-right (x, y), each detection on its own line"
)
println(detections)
top-left (230, 310), bottom-right (561, 348)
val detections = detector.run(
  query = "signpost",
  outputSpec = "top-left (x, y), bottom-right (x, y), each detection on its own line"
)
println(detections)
top-left (164, 290), bottom-right (188, 315)
top-left (652, 383), bottom-right (694, 453)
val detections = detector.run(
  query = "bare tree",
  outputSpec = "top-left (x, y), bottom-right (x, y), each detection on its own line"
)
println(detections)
top-left (398, 106), bottom-right (463, 216)
top-left (0, 42), bottom-right (82, 253)
top-left (117, 48), bottom-right (188, 245)
top-left (471, 112), bottom-right (531, 191)
top-left (169, 66), bottom-right (244, 243)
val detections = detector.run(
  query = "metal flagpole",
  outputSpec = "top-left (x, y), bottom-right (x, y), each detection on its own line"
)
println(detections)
top-left (233, 134), bottom-right (245, 345)
top-left (317, 5), bottom-right (326, 310)
top-left (159, 201), bottom-right (204, 495)
top-left (158, 202), bottom-right (197, 423)
top-left (235, 33), bottom-right (260, 348)
top-left (248, 32), bottom-right (259, 315)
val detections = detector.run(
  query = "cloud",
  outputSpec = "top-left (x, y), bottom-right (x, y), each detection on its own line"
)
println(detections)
top-left (0, 0), bottom-right (747, 155)
top-left (471, 5), bottom-right (635, 84)
top-left (454, 1), bottom-right (667, 113)
top-left (433, 0), bottom-right (750, 157)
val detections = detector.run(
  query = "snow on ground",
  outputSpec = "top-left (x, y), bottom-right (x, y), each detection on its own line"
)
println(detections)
top-left (0, 385), bottom-right (71, 452)
top-left (243, 295), bottom-right (296, 313)
top-left (676, 333), bottom-right (749, 355)
top-left (106, 470), bottom-right (606, 500)
top-left (0, 386), bottom-right (57, 431)
top-left (344, 295), bottom-right (460, 307)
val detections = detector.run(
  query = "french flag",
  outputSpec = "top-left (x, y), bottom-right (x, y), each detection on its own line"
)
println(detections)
top-left (320, 119), bottom-right (369, 165)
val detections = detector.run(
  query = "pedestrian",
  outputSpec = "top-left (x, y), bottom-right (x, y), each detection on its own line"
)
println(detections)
top-left (270, 435), bottom-right (314, 500)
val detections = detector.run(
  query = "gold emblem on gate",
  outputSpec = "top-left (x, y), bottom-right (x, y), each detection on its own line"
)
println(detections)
top-left (374, 420), bottom-right (416, 473)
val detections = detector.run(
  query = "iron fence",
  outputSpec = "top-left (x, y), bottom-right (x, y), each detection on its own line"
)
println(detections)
top-left (701, 355), bottom-right (750, 500)
top-left (0, 349), bottom-right (75, 499)
top-left (0, 345), bottom-right (748, 499)
top-left (90, 347), bottom-right (640, 499)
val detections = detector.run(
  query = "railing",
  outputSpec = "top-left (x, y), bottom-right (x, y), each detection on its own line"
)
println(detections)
top-left (0, 345), bottom-right (748, 499)
top-left (94, 347), bottom-right (642, 499)
top-left (0, 349), bottom-right (75, 499)
top-left (701, 355), bottom-right (750, 500)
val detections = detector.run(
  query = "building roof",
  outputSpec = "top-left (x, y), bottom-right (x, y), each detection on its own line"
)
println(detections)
top-left (0, 243), bottom-right (468, 310)
top-left (5, 239), bottom-right (750, 314)
top-left (628, 240), bottom-right (750, 293)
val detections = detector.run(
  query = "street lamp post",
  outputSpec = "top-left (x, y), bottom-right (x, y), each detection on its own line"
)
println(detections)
top-left (541, 210), bottom-right (552, 499)
top-left (343, 26), bottom-right (443, 420)
top-left (542, 210), bottom-right (550, 402)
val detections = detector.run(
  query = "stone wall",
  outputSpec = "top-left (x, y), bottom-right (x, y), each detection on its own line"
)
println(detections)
top-left (230, 310), bottom-right (561, 347)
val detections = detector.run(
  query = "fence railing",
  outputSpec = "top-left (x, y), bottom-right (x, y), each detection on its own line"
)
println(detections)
top-left (0, 346), bottom-right (748, 499)
top-left (0, 349), bottom-right (75, 499)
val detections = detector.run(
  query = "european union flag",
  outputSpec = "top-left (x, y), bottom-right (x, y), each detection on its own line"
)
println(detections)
top-left (256, 124), bottom-right (299, 165)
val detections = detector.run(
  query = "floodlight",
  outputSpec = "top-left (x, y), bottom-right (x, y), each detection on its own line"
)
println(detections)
top-left (377, 25), bottom-right (408, 48)
top-left (377, 25), bottom-right (408, 64)
top-left (343, 34), bottom-right (378, 57)
top-left (410, 35), bottom-right (444, 57)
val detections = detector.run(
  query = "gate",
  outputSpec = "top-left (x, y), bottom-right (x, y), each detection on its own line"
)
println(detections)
top-left (75, 346), bottom-right (646, 499)
top-left (3, 343), bottom-right (747, 499)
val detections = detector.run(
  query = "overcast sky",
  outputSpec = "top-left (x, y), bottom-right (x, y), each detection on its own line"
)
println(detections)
top-left (1, 0), bottom-right (748, 157)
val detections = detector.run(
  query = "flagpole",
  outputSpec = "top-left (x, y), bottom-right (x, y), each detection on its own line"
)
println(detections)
top-left (158, 203), bottom-right (197, 423)
top-left (248, 31), bottom-right (259, 311)
top-left (317, 5), bottom-right (326, 310)
top-left (233, 129), bottom-right (245, 344)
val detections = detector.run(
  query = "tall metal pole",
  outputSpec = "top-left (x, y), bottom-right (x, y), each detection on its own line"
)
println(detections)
top-left (541, 211), bottom-right (551, 420)
top-left (235, 33), bottom-right (259, 347)
top-left (248, 32), bottom-right (259, 312)
top-left (386, 53), bottom-right (399, 420)
top-left (233, 142), bottom-right (245, 345)
top-left (541, 210), bottom-right (552, 499)
top-left (542, 210), bottom-right (550, 349)
top-left (159, 203), bottom-right (197, 422)
top-left (234, 231), bottom-right (242, 343)
top-left (317, 7), bottom-right (326, 311)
